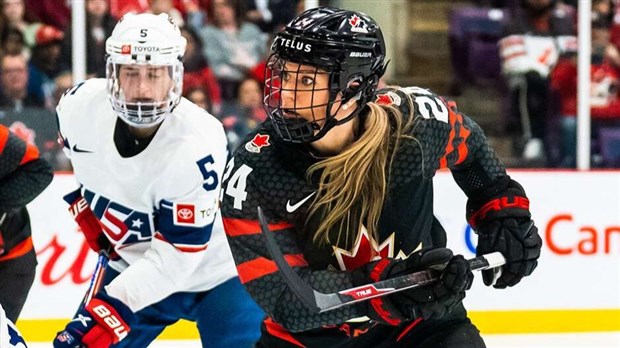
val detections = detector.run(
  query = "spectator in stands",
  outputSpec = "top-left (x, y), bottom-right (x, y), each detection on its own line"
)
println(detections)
top-left (52, 70), bottom-right (72, 110)
top-left (592, 0), bottom-right (614, 24)
top-left (109, 0), bottom-right (150, 19)
top-left (60, 0), bottom-right (116, 78)
top-left (236, 77), bottom-right (266, 127)
top-left (244, 0), bottom-right (299, 33)
top-left (1, 0), bottom-right (40, 50)
top-left (25, 0), bottom-right (69, 30)
top-left (1, 27), bottom-right (25, 56)
top-left (219, 77), bottom-right (266, 152)
top-left (499, 0), bottom-right (576, 164)
top-left (149, 0), bottom-right (185, 26)
top-left (28, 24), bottom-right (64, 110)
top-left (198, 0), bottom-right (267, 100)
top-left (181, 27), bottom-right (222, 113)
top-left (185, 86), bottom-right (211, 112)
top-left (551, 17), bottom-right (620, 167)
top-left (0, 53), bottom-right (43, 111)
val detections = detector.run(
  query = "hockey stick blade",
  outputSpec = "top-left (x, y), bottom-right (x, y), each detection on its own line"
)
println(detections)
top-left (258, 206), bottom-right (506, 313)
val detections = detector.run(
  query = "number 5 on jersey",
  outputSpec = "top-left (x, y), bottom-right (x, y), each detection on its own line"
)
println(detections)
top-left (197, 155), bottom-right (219, 191)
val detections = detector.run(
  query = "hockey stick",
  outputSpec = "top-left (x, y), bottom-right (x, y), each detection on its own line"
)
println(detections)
top-left (80, 249), bottom-right (110, 307)
top-left (257, 206), bottom-right (506, 313)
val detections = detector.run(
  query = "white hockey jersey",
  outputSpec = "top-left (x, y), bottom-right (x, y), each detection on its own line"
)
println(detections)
top-left (0, 304), bottom-right (26, 348)
top-left (56, 79), bottom-right (237, 312)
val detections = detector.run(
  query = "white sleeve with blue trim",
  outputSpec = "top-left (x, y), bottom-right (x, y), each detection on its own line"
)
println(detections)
top-left (0, 304), bottom-right (27, 348)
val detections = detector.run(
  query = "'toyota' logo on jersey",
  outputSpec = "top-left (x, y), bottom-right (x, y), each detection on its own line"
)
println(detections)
top-left (245, 134), bottom-right (270, 153)
top-left (175, 204), bottom-right (195, 224)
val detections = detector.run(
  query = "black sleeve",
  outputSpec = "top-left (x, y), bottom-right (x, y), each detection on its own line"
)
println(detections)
top-left (0, 127), bottom-right (53, 210)
top-left (398, 88), bottom-right (508, 195)
top-left (447, 114), bottom-right (509, 198)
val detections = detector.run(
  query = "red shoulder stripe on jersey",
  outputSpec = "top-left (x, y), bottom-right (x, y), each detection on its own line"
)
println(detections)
top-left (20, 142), bottom-right (40, 165)
top-left (154, 233), bottom-right (208, 252)
top-left (223, 217), bottom-right (294, 237)
top-left (0, 126), bottom-right (8, 154)
top-left (439, 102), bottom-right (471, 168)
top-left (0, 237), bottom-right (34, 262)
top-left (237, 254), bottom-right (308, 284)
top-left (264, 317), bottom-right (306, 347)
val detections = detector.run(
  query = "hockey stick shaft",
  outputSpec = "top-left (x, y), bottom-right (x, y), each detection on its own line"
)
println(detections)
top-left (81, 249), bottom-right (110, 307)
top-left (258, 206), bottom-right (505, 313)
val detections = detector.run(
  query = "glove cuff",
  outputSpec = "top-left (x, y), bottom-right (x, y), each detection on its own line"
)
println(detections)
top-left (467, 179), bottom-right (531, 229)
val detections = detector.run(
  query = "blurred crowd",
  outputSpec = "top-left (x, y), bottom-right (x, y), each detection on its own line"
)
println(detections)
top-left (0, 0), bottom-right (619, 170)
top-left (454, 0), bottom-right (620, 168)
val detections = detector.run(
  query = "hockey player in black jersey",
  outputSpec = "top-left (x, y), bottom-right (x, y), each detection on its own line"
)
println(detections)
top-left (221, 6), bottom-right (542, 348)
top-left (0, 124), bottom-right (53, 323)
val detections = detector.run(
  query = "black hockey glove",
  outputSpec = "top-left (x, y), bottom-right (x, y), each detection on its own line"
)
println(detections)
top-left (467, 179), bottom-right (542, 289)
top-left (352, 248), bottom-right (473, 326)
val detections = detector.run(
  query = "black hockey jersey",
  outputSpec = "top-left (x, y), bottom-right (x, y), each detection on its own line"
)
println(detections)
top-left (0, 125), bottom-right (52, 260)
top-left (221, 87), bottom-right (507, 347)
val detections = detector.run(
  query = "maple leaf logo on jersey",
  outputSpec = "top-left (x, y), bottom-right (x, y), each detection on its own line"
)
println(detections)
top-left (333, 227), bottom-right (395, 271)
top-left (245, 133), bottom-right (270, 153)
top-left (375, 92), bottom-right (401, 106)
top-left (349, 14), bottom-right (369, 34)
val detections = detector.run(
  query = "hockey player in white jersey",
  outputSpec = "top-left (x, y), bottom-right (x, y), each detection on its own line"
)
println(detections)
top-left (0, 303), bottom-right (27, 348)
top-left (52, 13), bottom-right (263, 348)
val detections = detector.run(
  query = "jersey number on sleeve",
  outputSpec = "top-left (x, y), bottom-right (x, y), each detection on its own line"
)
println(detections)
top-left (402, 86), bottom-right (449, 123)
top-left (197, 155), bottom-right (219, 191)
top-left (222, 157), bottom-right (253, 210)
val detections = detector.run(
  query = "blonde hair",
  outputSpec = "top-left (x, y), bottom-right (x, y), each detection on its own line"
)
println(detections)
top-left (307, 92), bottom-right (416, 246)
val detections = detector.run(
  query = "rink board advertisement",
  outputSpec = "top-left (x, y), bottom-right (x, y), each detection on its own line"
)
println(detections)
top-left (16, 171), bottom-right (620, 340)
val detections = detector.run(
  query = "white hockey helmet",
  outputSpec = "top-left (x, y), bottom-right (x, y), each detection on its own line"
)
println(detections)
top-left (106, 13), bottom-right (187, 128)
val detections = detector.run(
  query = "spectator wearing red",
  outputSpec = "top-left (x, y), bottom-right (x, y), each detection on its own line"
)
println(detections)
top-left (28, 24), bottom-right (64, 110)
top-left (25, 0), bottom-right (69, 30)
top-left (551, 17), bottom-right (620, 167)
top-left (109, 0), bottom-right (149, 18)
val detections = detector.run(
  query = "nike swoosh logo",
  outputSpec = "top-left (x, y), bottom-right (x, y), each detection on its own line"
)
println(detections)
top-left (72, 144), bottom-right (93, 153)
top-left (286, 192), bottom-right (316, 213)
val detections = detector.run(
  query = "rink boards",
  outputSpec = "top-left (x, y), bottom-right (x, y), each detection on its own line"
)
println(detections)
top-left (15, 170), bottom-right (620, 341)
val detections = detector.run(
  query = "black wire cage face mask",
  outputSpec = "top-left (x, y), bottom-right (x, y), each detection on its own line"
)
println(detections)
top-left (264, 54), bottom-right (344, 144)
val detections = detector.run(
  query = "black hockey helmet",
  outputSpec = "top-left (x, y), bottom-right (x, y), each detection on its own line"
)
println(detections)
top-left (264, 6), bottom-right (388, 143)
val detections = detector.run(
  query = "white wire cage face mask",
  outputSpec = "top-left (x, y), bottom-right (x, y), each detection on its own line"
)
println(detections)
top-left (106, 59), bottom-right (183, 128)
